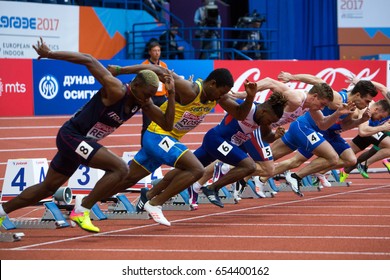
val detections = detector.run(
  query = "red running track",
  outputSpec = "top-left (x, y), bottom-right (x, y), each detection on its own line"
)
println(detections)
top-left (0, 114), bottom-right (389, 260)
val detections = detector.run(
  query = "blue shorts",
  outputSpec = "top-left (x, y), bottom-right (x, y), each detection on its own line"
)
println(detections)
top-left (281, 120), bottom-right (326, 159)
top-left (51, 124), bottom-right (102, 177)
top-left (134, 130), bottom-right (189, 173)
top-left (194, 128), bottom-right (273, 167)
top-left (320, 131), bottom-right (350, 155)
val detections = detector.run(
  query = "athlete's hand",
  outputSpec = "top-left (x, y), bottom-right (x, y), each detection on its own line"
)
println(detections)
top-left (33, 37), bottom-right (51, 59)
top-left (274, 126), bottom-right (286, 139)
top-left (277, 71), bottom-right (293, 83)
top-left (382, 121), bottom-right (390, 132)
top-left (164, 69), bottom-right (175, 95)
top-left (337, 101), bottom-right (356, 115)
top-left (107, 65), bottom-right (121, 76)
top-left (362, 107), bottom-right (371, 122)
top-left (244, 79), bottom-right (257, 99)
top-left (344, 72), bottom-right (359, 85)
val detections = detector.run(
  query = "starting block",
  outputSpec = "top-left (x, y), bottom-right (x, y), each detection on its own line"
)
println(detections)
top-left (11, 202), bottom-right (70, 229)
top-left (0, 232), bottom-right (25, 242)
top-left (268, 175), bottom-right (321, 193)
top-left (1, 216), bottom-right (16, 230)
top-left (240, 179), bottom-right (274, 199)
top-left (54, 202), bottom-right (107, 221)
top-left (1, 217), bottom-right (25, 242)
top-left (103, 194), bottom-right (149, 219)
top-left (197, 186), bottom-right (236, 204)
top-left (162, 191), bottom-right (191, 211)
top-left (276, 182), bottom-right (321, 192)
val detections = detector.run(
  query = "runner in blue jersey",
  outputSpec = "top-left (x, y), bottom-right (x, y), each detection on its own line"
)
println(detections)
top-left (0, 37), bottom-right (176, 233)
top-left (275, 71), bottom-right (379, 195)
top-left (193, 92), bottom-right (288, 207)
top-left (338, 78), bottom-right (390, 181)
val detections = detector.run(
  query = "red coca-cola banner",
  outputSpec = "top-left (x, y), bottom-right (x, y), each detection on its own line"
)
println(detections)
top-left (214, 60), bottom-right (387, 112)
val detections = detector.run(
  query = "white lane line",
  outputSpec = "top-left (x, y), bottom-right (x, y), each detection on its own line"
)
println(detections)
top-left (7, 248), bottom-right (390, 256)
top-left (103, 233), bottom-right (390, 240)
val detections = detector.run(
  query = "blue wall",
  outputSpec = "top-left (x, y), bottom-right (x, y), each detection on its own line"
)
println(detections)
top-left (249, 0), bottom-right (338, 60)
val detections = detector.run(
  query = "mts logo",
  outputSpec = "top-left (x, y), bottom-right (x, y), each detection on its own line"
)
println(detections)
top-left (0, 78), bottom-right (26, 96)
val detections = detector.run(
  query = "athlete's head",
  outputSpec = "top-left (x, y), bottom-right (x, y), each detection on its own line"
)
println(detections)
top-left (202, 68), bottom-right (234, 101)
top-left (370, 99), bottom-right (390, 121)
top-left (307, 82), bottom-right (334, 111)
top-left (257, 91), bottom-right (288, 125)
top-left (350, 80), bottom-right (378, 110)
top-left (130, 69), bottom-right (159, 103)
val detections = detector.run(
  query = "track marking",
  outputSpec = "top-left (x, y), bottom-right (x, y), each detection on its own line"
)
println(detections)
top-left (6, 247), bottom-right (390, 256)
top-left (4, 184), bottom-right (390, 252)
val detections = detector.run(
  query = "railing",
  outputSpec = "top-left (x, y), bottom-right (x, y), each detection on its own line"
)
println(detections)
top-left (127, 25), bottom-right (278, 60)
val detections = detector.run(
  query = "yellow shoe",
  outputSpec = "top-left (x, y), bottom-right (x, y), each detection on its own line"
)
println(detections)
top-left (383, 159), bottom-right (390, 174)
top-left (0, 216), bottom-right (5, 228)
top-left (70, 210), bottom-right (100, 233)
top-left (339, 168), bottom-right (349, 183)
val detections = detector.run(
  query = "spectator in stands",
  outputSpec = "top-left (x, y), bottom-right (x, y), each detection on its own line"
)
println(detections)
top-left (159, 24), bottom-right (185, 59)
top-left (141, 41), bottom-right (169, 146)
top-left (142, 38), bottom-right (159, 59)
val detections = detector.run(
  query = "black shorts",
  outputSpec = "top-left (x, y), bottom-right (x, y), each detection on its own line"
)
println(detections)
top-left (352, 132), bottom-right (387, 150)
top-left (50, 125), bottom-right (102, 177)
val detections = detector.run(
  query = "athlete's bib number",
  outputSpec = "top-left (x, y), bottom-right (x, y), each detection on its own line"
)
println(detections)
top-left (307, 132), bottom-right (321, 145)
top-left (262, 146), bottom-right (273, 159)
top-left (76, 141), bottom-right (94, 160)
top-left (158, 136), bottom-right (175, 152)
top-left (217, 141), bottom-right (233, 156)
top-left (372, 132), bottom-right (384, 140)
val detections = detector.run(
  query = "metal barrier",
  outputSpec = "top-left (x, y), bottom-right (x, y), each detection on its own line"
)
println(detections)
top-left (127, 25), bottom-right (278, 60)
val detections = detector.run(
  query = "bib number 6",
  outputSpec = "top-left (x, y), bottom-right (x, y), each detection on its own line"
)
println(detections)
top-left (217, 141), bottom-right (233, 156)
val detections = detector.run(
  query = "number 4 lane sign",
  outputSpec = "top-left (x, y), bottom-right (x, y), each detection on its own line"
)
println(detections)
top-left (1, 158), bottom-right (48, 202)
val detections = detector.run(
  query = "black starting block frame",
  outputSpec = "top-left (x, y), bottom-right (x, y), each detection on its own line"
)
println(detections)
top-left (267, 174), bottom-right (321, 194)
top-left (103, 194), bottom-right (149, 219)
top-left (162, 192), bottom-right (191, 211)
top-left (240, 180), bottom-right (274, 199)
top-left (197, 186), bottom-right (236, 205)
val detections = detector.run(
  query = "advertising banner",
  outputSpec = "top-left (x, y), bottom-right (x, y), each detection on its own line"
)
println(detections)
top-left (0, 2), bottom-right (79, 58)
top-left (215, 60), bottom-right (387, 111)
top-left (0, 59), bottom-right (33, 116)
top-left (337, 0), bottom-right (390, 59)
top-left (33, 59), bottom-right (100, 115)
top-left (337, 0), bottom-right (390, 28)
top-left (32, 59), bottom-right (214, 115)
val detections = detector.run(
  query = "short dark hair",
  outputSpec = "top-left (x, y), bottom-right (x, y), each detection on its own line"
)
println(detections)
top-left (351, 80), bottom-right (378, 98)
top-left (148, 40), bottom-right (161, 51)
top-left (309, 83), bottom-right (334, 101)
top-left (376, 99), bottom-right (390, 114)
top-left (266, 91), bottom-right (288, 118)
top-left (204, 68), bottom-right (234, 88)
